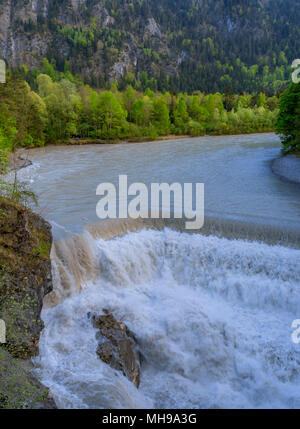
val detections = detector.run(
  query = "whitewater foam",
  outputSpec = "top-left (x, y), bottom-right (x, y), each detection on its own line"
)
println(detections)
top-left (33, 227), bottom-right (300, 409)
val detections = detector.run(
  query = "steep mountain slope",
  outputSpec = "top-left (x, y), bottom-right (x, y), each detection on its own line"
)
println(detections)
top-left (0, 0), bottom-right (299, 93)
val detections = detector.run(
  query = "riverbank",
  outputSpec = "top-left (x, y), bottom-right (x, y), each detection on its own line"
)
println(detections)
top-left (10, 131), bottom-right (276, 170)
top-left (272, 154), bottom-right (300, 184)
top-left (67, 134), bottom-right (191, 145)
top-left (2, 132), bottom-right (267, 174)
top-left (0, 198), bottom-right (56, 408)
top-left (51, 130), bottom-right (276, 146)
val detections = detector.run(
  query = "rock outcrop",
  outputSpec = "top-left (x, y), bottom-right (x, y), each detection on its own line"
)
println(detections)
top-left (0, 197), bottom-right (52, 358)
top-left (91, 310), bottom-right (141, 388)
top-left (0, 348), bottom-right (56, 409)
top-left (0, 197), bottom-right (55, 408)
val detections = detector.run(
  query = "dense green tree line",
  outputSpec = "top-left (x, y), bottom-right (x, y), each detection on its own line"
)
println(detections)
top-left (0, 68), bottom-right (279, 168)
top-left (276, 82), bottom-right (300, 153)
top-left (0, 71), bottom-right (47, 169)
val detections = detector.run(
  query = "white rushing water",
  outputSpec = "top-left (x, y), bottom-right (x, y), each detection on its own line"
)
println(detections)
top-left (23, 134), bottom-right (300, 408)
top-left (33, 227), bottom-right (300, 409)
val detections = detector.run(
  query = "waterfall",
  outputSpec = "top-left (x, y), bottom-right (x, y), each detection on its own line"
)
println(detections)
top-left (33, 221), bottom-right (300, 409)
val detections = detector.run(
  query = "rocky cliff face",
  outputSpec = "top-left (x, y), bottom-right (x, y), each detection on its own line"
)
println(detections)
top-left (0, 0), bottom-right (299, 92)
top-left (0, 0), bottom-right (48, 67)
top-left (0, 197), bottom-right (55, 408)
top-left (0, 0), bottom-right (125, 73)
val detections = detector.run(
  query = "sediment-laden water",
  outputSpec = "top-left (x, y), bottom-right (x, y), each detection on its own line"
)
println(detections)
top-left (17, 133), bottom-right (300, 409)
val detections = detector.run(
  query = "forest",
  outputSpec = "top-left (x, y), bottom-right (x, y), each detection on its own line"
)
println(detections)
top-left (0, 59), bottom-right (281, 170)
top-left (1, 0), bottom-right (299, 94)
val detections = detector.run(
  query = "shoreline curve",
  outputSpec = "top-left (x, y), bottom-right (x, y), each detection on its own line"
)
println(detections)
top-left (272, 155), bottom-right (300, 184)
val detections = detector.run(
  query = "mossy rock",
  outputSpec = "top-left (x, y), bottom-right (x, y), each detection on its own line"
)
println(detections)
top-left (0, 348), bottom-right (56, 409)
top-left (0, 197), bottom-right (53, 358)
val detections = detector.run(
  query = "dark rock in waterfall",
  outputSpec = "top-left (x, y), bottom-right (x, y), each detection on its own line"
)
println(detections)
top-left (91, 310), bottom-right (141, 388)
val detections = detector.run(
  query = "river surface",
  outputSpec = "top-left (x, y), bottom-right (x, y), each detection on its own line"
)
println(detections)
top-left (21, 133), bottom-right (300, 236)
top-left (18, 133), bottom-right (300, 409)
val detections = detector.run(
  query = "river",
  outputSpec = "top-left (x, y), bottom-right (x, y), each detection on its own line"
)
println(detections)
top-left (18, 133), bottom-right (300, 409)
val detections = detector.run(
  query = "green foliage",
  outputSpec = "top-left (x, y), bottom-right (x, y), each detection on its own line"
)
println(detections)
top-left (37, 74), bottom-right (79, 141)
top-left (97, 91), bottom-right (128, 138)
top-left (0, 292), bottom-right (39, 357)
top-left (151, 98), bottom-right (170, 135)
top-left (25, 0), bottom-right (299, 94)
top-left (0, 66), bottom-right (280, 159)
top-left (0, 72), bottom-right (47, 163)
top-left (0, 176), bottom-right (38, 207)
top-left (174, 97), bottom-right (189, 134)
top-left (276, 83), bottom-right (300, 153)
top-left (0, 122), bottom-right (17, 171)
top-left (32, 241), bottom-right (51, 258)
